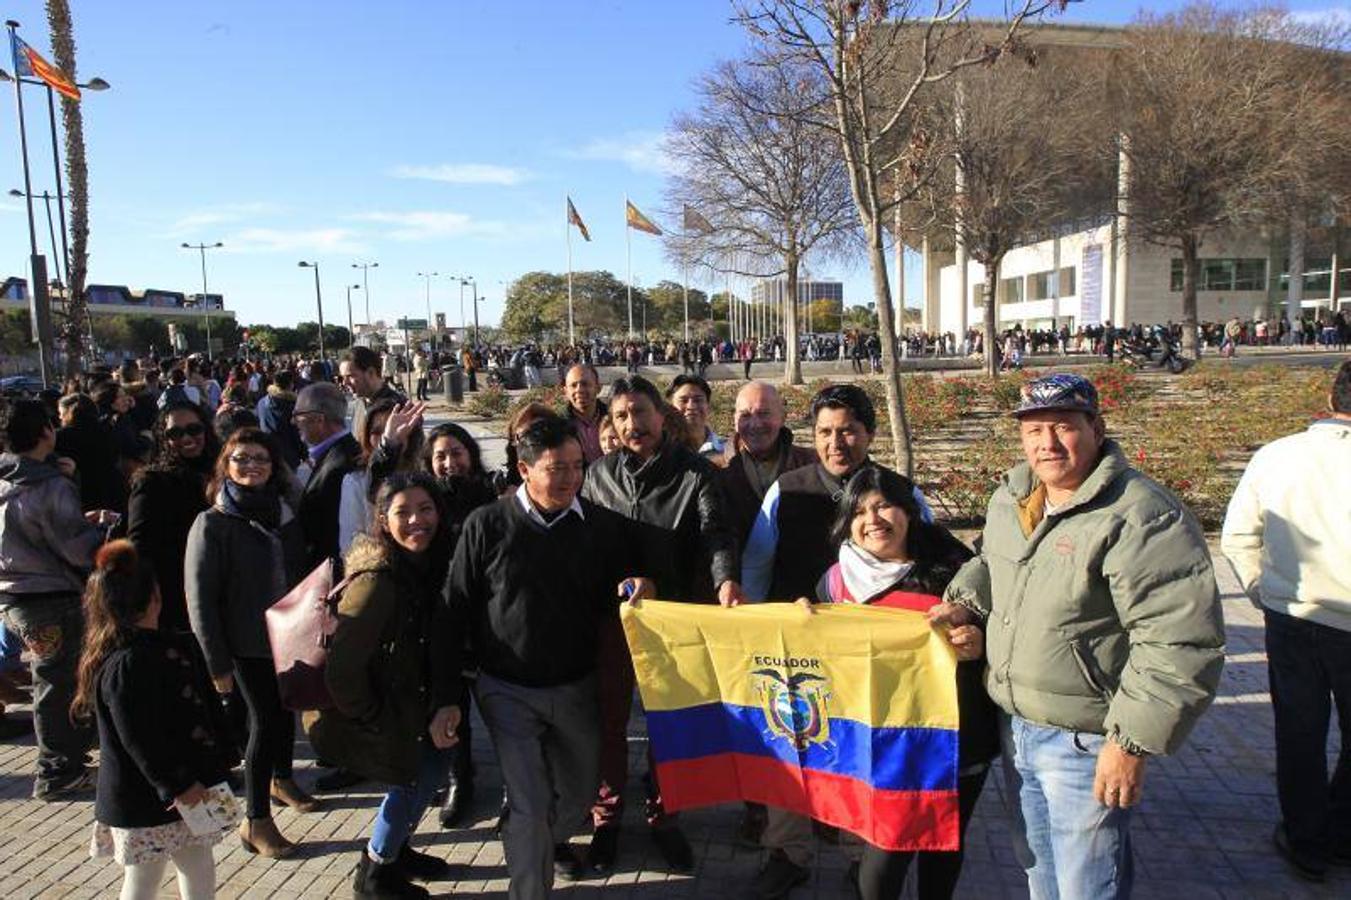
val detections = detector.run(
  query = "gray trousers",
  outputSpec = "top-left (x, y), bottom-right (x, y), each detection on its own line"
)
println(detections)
top-left (476, 672), bottom-right (600, 900)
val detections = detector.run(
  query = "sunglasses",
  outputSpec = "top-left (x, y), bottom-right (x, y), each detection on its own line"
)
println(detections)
top-left (165, 422), bottom-right (206, 440)
top-left (227, 453), bottom-right (273, 468)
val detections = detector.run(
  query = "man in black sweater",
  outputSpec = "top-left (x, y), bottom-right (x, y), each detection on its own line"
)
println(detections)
top-left (581, 375), bottom-right (742, 875)
top-left (445, 418), bottom-right (652, 898)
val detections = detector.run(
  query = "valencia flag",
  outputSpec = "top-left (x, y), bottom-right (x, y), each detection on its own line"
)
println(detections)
top-left (11, 34), bottom-right (80, 102)
top-left (625, 200), bottom-right (663, 236)
top-left (567, 196), bottom-right (591, 242)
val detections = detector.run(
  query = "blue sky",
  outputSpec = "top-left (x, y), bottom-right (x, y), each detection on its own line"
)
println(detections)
top-left (1, 0), bottom-right (1346, 331)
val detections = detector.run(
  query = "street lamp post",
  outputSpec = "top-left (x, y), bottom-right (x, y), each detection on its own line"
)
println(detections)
top-left (346, 283), bottom-right (361, 348)
top-left (10, 188), bottom-right (65, 282)
top-left (298, 261), bottom-right (327, 359)
top-left (0, 55), bottom-right (110, 376)
top-left (418, 271), bottom-right (438, 351)
top-left (352, 261), bottom-right (377, 324)
top-left (181, 242), bottom-right (223, 359)
top-left (459, 277), bottom-right (480, 349)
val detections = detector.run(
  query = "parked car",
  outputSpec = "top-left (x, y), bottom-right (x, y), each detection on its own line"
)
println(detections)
top-left (0, 375), bottom-right (45, 398)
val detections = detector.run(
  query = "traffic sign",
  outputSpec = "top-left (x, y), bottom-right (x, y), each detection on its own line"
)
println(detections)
top-left (396, 318), bottom-right (428, 330)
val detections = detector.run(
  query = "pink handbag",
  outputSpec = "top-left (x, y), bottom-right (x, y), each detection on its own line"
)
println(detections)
top-left (265, 558), bottom-right (349, 711)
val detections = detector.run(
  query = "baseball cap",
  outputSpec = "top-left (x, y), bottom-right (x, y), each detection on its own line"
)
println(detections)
top-left (1011, 373), bottom-right (1099, 418)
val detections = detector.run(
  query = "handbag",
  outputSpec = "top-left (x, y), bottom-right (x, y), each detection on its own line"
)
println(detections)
top-left (265, 557), bottom-right (350, 711)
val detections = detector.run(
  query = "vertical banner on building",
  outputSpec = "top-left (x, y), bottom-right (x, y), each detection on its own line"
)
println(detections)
top-left (1080, 244), bottom-right (1103, 326)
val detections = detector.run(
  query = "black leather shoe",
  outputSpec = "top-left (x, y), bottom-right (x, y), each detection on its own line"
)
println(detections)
top-left (555, 843), bottom-right (588, 882)
top-left (354, 853), bottom-right (429, 898)
top-left (438, 777), bottom-right (475, 828)
top-left (589, 824), bottom-right (621, 874)
top-left (651, 823), bottom-right (695, 873)
top-left (755, 849), bottom-right (810, 899)
top-left (1273, 824), bottom-right (1327, 883)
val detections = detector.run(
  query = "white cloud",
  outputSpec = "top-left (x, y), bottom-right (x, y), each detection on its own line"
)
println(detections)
top-left (388, 163), bottom-right (532, 186)
top-left (166, 202), bottom-right (285, 235)
top-left (219, 227), bottom-right (366, 255)
top-left (1288, 6), bottom-right (1351, 29)
top-left (347, 210), bottom-right (507, 242)
top-left (565, 130), bottom-right (676, 175)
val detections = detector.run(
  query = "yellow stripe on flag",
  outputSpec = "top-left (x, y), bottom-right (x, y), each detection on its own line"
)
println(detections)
top-left (621, 601), bottom-right (958, 731)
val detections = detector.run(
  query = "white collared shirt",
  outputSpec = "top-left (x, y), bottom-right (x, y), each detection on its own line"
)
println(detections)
top-left (514, 483), bottom-right (585, 529)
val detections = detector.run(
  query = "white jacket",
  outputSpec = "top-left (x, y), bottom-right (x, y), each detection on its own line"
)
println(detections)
top-left (337, 469), bottom-right (372, 556)
top-left (1221, 419), bottom-right (1351, 631)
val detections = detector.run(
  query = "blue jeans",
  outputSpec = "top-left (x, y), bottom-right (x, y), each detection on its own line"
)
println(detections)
top-left (0, 624), bottom-right (23, 672)
top-left (1001, 715), bottom-right (1134, 900)
top-left (368, 741), bottom-right (454, 862)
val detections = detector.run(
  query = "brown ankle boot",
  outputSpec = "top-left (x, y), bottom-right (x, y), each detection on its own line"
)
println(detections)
top-left (239, 817), bottom-right (297, 858)
top-left (271, 778), bottom-right (321, 813)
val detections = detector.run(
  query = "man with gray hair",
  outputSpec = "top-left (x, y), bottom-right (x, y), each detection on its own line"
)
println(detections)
top-left (293, 382), bottom-right (362, 570)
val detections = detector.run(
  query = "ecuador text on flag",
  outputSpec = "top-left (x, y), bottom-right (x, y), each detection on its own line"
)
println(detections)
top-left (621, 601), bottom-right (960, 851)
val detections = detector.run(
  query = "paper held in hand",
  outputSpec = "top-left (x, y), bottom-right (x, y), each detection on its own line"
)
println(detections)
top-left (173, 782), bottom-right (244, 836)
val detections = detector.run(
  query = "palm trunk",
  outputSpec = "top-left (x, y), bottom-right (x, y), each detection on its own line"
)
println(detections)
top-left (983, 258), bottom-right (1000, 377)
top-left (46, 0), bottom-right (88, 375)
top-left (1180, 233), bottom-right (1199, 359)
top-left (784, 249), bottom-right (803, 385)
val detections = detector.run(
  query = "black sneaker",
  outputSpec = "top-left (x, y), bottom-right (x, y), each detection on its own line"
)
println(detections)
top-left (1273, 824), bottom-right (1326, 883)
top-left (313, 766), bottom-right (365, 793)
top-left (754, 849), bottom-right (810, 899)
top-left (34, 767), bottom-right (96, 802)
top-left (589, 824), bottom-right (621, 874)
top-left (554, 843), bottom-right (587, 882)
top-left (651, 823), bottom-right (695, 873)
top-left (396, 842), bottom-right (452, 882)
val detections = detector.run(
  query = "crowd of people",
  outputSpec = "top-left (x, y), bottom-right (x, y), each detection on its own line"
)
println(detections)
top-left (0, 346), bottom-right (1348, 899)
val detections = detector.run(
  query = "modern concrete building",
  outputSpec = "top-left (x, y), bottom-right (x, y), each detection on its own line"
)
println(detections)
top-left (896, 23), bottom-right (1348, 337)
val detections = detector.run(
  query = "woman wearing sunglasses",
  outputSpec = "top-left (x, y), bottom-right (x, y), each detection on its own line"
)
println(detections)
top-left (185, 428), bottom-right (317, 858)
top-left (126, 402), bottom-right (220, 635)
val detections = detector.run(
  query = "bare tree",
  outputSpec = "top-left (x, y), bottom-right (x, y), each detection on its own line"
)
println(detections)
top-left (922, 55), bottom-right (1098, 376)
top-left (734, 0), bottom-right (1062, 476)
top-left (663, 49), bottom-right (857, 385)
top-left (45, 0), bottom-right (91, 374)
top-left (1113, 2), bottom-right (1350, 358)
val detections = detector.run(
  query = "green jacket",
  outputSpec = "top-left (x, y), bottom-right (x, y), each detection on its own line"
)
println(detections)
top-left (945, 440), bottom-right (1224, 755)
top-left (303, 535), bottom-right (456, 786)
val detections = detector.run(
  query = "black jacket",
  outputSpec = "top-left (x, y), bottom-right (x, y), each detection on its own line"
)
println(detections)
top-left (446, 494), bottom-right (637, 687)
top-left (93, 629), bottom-right (237, 828)
top-left (184, 492), bottom-right (307, 676)
top-left (582, 439), bottom-right (737, 602)
top-left (55, 420), bottom-right (126, 514)
top-left (298, 433), bottom-right (362, 569)
top-left (127, 461), bottom-right (212, 633)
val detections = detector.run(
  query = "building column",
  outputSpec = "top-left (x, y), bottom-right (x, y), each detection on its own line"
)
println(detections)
top-left (1112, 133), bottom-right (1131, 326)
top-left (1287, 212), bottom-right (1306, 323)
top-left (1051, 235), bottom-right (1061, 325)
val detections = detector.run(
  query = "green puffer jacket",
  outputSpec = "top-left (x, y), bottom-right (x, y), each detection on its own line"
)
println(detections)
top-left (944, 440), bottom-right (1224, 755)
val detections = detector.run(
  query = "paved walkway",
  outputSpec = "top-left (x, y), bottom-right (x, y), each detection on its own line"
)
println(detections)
top-left (0, 555), bottom-right (1344, 898)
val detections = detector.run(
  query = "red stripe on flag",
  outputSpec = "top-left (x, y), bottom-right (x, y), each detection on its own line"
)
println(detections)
top-left (655, 753), bottom-right (960, 851)
top-left (24, 48), bottom-right (80, 101)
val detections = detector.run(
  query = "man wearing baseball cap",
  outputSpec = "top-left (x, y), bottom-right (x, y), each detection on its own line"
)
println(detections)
top-left (943, 372), bottom-right (1224, 899)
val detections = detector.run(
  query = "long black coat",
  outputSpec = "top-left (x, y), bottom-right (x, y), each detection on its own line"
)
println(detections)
top-left (127, 462), bottom-right (211, 633)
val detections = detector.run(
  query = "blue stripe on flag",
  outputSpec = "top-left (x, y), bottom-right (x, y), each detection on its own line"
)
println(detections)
top-left (646, 702), bottom-right (957, 793)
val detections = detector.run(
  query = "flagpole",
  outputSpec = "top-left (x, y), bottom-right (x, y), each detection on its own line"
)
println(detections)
top-left (565, 197), bottom-right (575, 346)
top-left (7, 21), bottom-right (51, 388)
top-left (682, 265), bottom-right (689, 343)
top-left (625, 196), bottom-right (634, 339)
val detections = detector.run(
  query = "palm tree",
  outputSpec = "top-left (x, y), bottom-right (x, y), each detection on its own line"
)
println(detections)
top-left (44, 0), bottom-right (90, 374)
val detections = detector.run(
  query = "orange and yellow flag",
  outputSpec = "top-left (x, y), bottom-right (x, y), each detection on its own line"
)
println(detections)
top-left (625, 200), bottom-right (663, 236)
top-left (11, 35), bottom-right (80, 102)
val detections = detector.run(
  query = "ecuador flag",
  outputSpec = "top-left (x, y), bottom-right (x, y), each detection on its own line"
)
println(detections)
top-left (622, 601), bottom-right (960, 851)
